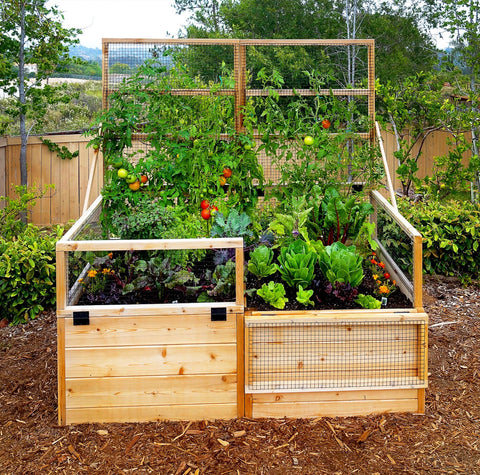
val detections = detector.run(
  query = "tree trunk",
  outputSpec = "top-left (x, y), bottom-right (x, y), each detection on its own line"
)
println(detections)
top-left (19, 1), bottom-right (28, 188)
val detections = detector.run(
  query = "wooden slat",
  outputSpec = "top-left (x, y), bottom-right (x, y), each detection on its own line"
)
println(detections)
top-left (65, 343), bottom-right (237, 378)
top-left (236, 312), bottom-right (245, 418)
top-left (252, 388), bottom-right (418, 403)
top-left (251, 395), bottom-right (419, 418)
top-left (56, 236), bottom-right (244, 251)
top-left (65, 403), bottom-right (237, 424)
top-left (57, 318), bottom-right (66, 425)
top-left (65, 374), bottom-right (237, 408)
top-left (59, 303), bottom-right (243, 318)
top-left (64, 314), bottom-right (237, 347)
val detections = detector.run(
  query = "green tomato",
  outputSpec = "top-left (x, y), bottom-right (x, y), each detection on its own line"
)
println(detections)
top-left (304, 135), bottom-right (314, 146)
top-left (125, 174), bottom-right (137, 184)
top-left (244, 143), bottom-right (252, 150)
top-left (117, 168), bottom-right (128, 179)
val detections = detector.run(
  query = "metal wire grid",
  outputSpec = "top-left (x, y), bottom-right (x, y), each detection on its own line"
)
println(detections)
top-left (246, 320), bottom-right (426, 392)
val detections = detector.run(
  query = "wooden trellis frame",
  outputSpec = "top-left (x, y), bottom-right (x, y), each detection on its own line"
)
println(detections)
top-left (102, 38), bottom-right (376, 143)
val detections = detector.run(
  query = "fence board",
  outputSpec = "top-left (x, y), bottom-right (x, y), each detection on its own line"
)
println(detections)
top-left (2, 135), bottom-right (103, 226)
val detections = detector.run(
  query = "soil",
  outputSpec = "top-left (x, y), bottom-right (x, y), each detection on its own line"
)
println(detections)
top-left (1, 275), bottom-right (480, 474)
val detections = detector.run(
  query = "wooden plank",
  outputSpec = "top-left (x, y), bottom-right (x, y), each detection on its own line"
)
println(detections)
top-left (66, 403), bottom-right (237, 424)
top-left (65, 343), bottom-right (237, 378)
top-left (235, 246), bottom-right (244, 306)
top-left (251, 396), bottom-right (419, 418)
top-left (65, 374), bottom-right (237, 408)
top-left (252, 388), bottom-right (418, 403)
top-left (413, 234), bottom-right (423, 309)
top-left (370, 190), bottom-right (422, 239)
top-left (236, 312), bottom-right (245, 418)
top-left (56, 236), bottom-right (244, 252)
top-left (59, 303), bottom-right (243, 319)
top-left (64, 314), bottom-right (237, 347)
top-left (57, 318), bottom-right (66, 425)
top-left (246, 376), bottom-right (426, 393)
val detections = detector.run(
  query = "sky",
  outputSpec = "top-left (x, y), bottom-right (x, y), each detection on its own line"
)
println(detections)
top-left (46, 0), bottom-right (450, 50)
top-left (46, 0), bottom-right (190, 49)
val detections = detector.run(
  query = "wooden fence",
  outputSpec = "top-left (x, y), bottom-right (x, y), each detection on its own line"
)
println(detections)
top-left (0, 134), bottom-right (103, 226)
top-left (0, 129), bottom-right (472, 226)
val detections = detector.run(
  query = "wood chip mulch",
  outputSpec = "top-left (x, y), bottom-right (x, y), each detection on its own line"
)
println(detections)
top-left (1, 275), bottom-right (480, 474)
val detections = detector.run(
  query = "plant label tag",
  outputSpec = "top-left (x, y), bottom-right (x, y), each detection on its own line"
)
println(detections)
top-left (381, 297), bottom-right (388, 306)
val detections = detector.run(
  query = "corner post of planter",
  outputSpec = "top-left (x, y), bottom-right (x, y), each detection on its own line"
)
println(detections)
top-left (235, 244), bottom-right (245, 417)
top-left (55, 246), bottom-right (67, 426)
top-left (234, 41), bottom-right (246, 133)
top-left (413, 234), bottom-right (423, 309)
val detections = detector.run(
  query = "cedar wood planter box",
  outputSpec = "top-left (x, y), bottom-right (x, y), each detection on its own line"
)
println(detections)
top-left (56, 191), bottom-right (427, 425)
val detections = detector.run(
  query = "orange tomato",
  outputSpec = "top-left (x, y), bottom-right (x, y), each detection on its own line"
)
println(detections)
top-left (219, 176), bottom-right (227, 186)
top-left (128, 180), bottom-right (140, 191)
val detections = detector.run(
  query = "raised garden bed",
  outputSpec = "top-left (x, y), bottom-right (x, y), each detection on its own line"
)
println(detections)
top-left (56, 191), bottom-right (427, 425)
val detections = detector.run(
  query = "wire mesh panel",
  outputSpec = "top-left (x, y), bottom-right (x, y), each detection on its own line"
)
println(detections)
top-left (101, 39), bottom-right (376, 188)
top-left (245, 318), bottom-right (427, 393)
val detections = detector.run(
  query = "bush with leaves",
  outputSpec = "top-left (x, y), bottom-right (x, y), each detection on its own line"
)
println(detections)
top-left (396, 198), bottom-right (480, 280)
top-left (0, 225), bottom-right (63, 324)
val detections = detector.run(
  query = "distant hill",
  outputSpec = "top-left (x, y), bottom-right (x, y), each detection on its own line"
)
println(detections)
top-left (69, 45), bottom-right (102, 63)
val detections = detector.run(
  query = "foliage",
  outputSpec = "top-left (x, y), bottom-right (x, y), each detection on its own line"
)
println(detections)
top-left (377, 71), bottom-right (479, 196)
top-left (0, 225), bottom-right (62, 324)
top-left (277, 240), bottom-right (317, 289)
top-left (317, 242), bottom-right (364, 287)
top-left (209, 260), bottom-right (236, 298)
top-left (355, 293), bottom-right (382, 309)
top-left (252, 69), bottom-right (383, 203)
top-left (247, 245), bottom-right (277, 278)
top-left (89, 59), bottom-right (263, 216)
top-left (396, 198), bottom-right (480, 279)
top-left (311, 186), bottom-right (374, 245)
top-left (257, 281), bottom-right (288, 309)
top-left (106, 198), bottom-right (205, 267)
top-left (0, 184), bottom-right (53, 240)
top-left (210, 209), bottom-right (253, 239)
top-left (0, 0), bottom-right (79, 185)
top-left (296, 285), bottom-right (314, 307)
top-left (41, 138), bottom-right (79, 160)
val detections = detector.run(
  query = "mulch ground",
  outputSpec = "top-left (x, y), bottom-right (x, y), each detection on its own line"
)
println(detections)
top-left (1, 275), bottom-right (480, 474)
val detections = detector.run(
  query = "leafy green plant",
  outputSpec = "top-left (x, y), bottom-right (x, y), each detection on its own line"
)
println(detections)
top-left (277, 240), bottom-right (317, 288)
top-left (268, 196), bottom-right (312, 245)
top-left (395, 198), bottom-right (480, 279)
top-left (210, 209), bottom-right (253, 240)
top-left (311, 187), bottom-right (374, 245)
top-left (317, 242), bottom-right (364, 287)
top-left (0, 185), bottom-right (54, 239)
top-left (355, 293), bottom-right (382, 309)
top-left (247, 245), bottom-right (278, 278)
top-left (257, 281), bottom-right (288, 309)
top-left (208, 260), bottom-right (236, 298)
top-left (296, 285), bottom-right (314, 307)
top-left (0, 225), bottom-right (63, 324)
top-left (41, 138), bottom-right (79, 160)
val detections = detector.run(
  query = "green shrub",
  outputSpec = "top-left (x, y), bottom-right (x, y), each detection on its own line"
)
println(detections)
top-left (396, 199), bottom-right (480, 279)
top-left (0, 225), bottom-right (63, 324)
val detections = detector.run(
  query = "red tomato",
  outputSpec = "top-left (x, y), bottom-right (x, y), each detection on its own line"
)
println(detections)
top-left (322, 119), bottom-right (331, 129)
top-left (200, 199), bottom-right (210, 209)
top-left (140, 175), bottom-right (148, 184)
top-left (223, 167), bottom-right (232, 178)
top-left (201, 208), bottom-right (211, 220)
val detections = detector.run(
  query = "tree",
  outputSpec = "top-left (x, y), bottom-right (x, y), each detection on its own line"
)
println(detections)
top-left (438, 0), bottom-right (479, 158)
top-left (0, 1), bottom-right (79, 187)
top-left (174, 0), bottom-right (439, 83)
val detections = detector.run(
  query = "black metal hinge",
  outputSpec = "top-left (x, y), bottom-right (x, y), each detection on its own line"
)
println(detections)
top-left (73, 311), bottom-right (90, 326)
top-left (211, 307), bottom-right (227, 322)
